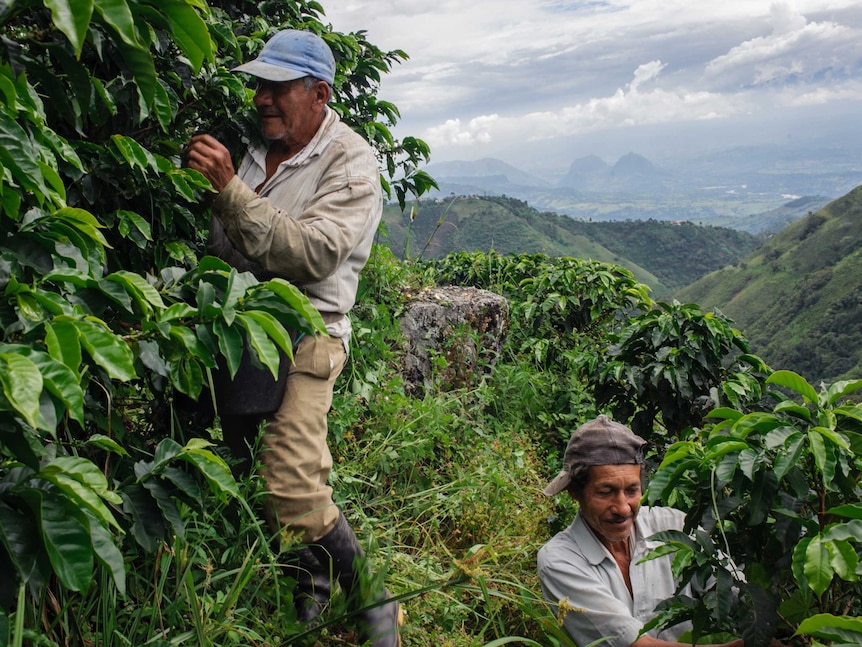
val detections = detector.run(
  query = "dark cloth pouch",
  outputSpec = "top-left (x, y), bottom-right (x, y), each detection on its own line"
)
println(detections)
top-left (212, 344), bottom-right (293, 416)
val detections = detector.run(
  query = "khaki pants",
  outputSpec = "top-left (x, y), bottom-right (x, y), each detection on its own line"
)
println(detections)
top-left (255, 334), bottom-right (346, 543)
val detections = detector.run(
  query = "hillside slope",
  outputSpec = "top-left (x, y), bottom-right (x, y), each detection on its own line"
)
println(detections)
top-left (676, 185), bottom-right (862, 382)
top-left (380, 196), bottom-right (761, 296)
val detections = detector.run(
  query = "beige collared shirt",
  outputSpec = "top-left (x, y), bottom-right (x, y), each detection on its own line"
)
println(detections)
top-left (208, 107), bottom-right (383, 343)
top-left (538, 506), bottom-right (695, 647)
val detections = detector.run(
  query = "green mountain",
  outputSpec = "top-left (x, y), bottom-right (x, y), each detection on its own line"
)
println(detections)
top-left (675, 185), bottom-right (862, 382)
top-left (381, 195), bottom-right (760, 296)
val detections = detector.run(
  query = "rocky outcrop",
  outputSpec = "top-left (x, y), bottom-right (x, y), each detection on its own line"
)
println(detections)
top-left (399, 286), bottom-right (509, 394)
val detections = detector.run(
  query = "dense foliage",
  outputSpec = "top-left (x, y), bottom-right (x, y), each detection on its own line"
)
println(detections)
top-left (646, 372), bottom-right (862, 646)
top-left (0, 0), bottom-right (434, 644)
top-left (0, 1), bottom-right (859, 646)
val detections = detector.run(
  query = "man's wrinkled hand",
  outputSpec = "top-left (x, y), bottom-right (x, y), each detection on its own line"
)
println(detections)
top-left (186, 134), bottom-right (235, 192)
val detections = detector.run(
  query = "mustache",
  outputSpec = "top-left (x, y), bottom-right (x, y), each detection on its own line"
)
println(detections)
top-left (608, 514), bottom-right (633, 523)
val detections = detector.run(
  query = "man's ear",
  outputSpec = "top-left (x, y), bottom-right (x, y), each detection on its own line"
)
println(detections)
top-left (313, 80), bottom-right (331, 108)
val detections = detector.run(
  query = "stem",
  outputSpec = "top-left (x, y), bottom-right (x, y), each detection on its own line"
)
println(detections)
top-left (419, 196), bottom-right (459, 261)
top-left (13, 580), bottom-right (25, 647)
top-left (710, 466), bottom-right (742, 581)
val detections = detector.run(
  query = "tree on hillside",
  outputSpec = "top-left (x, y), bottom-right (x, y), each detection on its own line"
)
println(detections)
top-left (0, 0), bottom-right (434, 640)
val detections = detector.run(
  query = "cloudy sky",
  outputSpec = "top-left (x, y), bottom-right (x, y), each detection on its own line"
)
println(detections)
top-left (322, 1), bottom-right (862, 172)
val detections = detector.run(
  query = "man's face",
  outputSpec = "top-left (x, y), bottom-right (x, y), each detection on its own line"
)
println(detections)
top-left (573, 463), bottom-right (642, 548)
top-left (253, 78), bottom-right (325, 146)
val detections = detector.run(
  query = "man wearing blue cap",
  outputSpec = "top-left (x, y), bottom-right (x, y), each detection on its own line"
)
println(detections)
top-left (187, 29), bottom-right (400, 646)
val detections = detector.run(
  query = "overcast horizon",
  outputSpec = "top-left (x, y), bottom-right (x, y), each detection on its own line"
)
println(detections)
top-left (323, 1), bottom-right (862, 175)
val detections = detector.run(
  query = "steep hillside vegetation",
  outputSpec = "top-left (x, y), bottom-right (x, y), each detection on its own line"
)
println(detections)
top-left (676, 185), bottom-right (862, 382)
top-left (381, 195), bottom-right (760, 295)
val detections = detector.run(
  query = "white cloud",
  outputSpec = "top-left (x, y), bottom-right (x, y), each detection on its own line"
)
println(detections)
top-left (704, 3), bottom-right (861, 87)
top-left (323, 1), bottom-right (862, 161)
top-left (422, 63), bottom-right (740, 148)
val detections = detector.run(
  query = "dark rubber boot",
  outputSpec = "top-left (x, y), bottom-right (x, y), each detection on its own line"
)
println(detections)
top-left (283, 546), bottom-right (332, 624)
top-left (309, 514), bottom-right (401, 647)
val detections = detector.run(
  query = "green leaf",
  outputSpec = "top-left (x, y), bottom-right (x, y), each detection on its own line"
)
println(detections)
top-left (87, 513), bottom-right (126, 596)
top-left (703, 439), bottom-right (749, 463)
top-left (804, 536), bottom-right (833, 596)
top-left (828, 538), bottom-right (858, 581)
top-left (169, 325), bottom-right (212, 363)
top-left (242, 310), bottom-right (295, 361)
top-left (105, 270), bottom-right (165, 314)
top-left (795, 613), bottom-right (862, 642)
top-left (737, 447), bottom-right (759, 481)
top-left (0, 504), bottom-right (40, 583)
top-left (220, 270), bottom-right (259, 324)
top-left (213, 319), bottom-right (243, 379)
top-left (153, 437), bottom-right (183, 468)
top-left (748, 470), bottom-right (778, 526)
top-left (159, 302), bottom-right (197, 322)
top-left (111, 134), bottom-right (158, 172)
top-left (825, 379), bottom-right (862, 405)
top-left (14, 347), bottom-right (84, 425)
top-left (74, 318), bottom-right (137, 381)
top-left (773, 401), bottom-right (811, 419)
top-left (810, 425), bottom-right (851, 451)
top-left (0, 353), bottom-right (43, 428)
top-left (152, 0), bottom-right (214, 71)
top-left (152, 80), bottom-right (173, 132)
top-left (258, 278), bottom-right (327, 333)
top-left (116, 41), bottom-right (157, 108)
top-left (767, 370), bottom-right (819, 403)
top-left (180, 439), bottom-right (238, 501)
top-left (115, 210), bottom-right (153, 243)
top-left (44, 0), bottom-right (95, 57)
top-left (792, 536), bottom-right (812, 590)
top-left (42, 455), bottom-right (123, 508)
top-left (807, 429), bottom-right (828, 480)
top-left (84, 434), bottom-right (129, 456)
top-left (55, 207), bottom-right (110, 248)
top-left (142, 479), bottom-right (184, 539)
top-left (29, 487), bottom-right (94, 592)
top-left (161, 466), bottom-right (202, 503)
top-left (120, 484), bottom-right (166, 553)
top-left (167, 169), bottom-right (195, 200)
top-left (827, 503), bottom-right (862, 520)
top-left (739, 583), bottom-right (780, 647)
top-left (45, 318), bottom-right (83, 371)
top-left (237, 313), bottom-right (280, 379)
top-left (705, 407), bottom-right (743, 421)
top-left (0, 112), bottom-right (49, 197)
top-left (822, 519), bottom-right (862, 542)
top-left (170, 355), bottom-right (203, 398)
top-left (773, 432), bottom-right (806, 481)
top-left (93, 0), bottom-right (139, 47)
top-left (481, 639), bottom-right (544, 647)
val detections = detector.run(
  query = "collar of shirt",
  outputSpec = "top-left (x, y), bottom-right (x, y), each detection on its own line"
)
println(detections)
top-left (248, 105), bottom-right (337, 173)
top-left (568, 511), bottom-right (650, 566)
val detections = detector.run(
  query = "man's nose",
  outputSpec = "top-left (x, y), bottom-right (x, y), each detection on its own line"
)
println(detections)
top-left (610, 493), bottom-right (632, 513)
top-left (254, 89), bottom-right (272, 106)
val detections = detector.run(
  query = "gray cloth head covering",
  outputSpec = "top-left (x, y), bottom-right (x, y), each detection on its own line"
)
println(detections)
top-left (543, 415), bottom-right (647, 496)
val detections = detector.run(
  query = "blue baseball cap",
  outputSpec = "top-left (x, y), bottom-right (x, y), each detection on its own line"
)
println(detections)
top-left (232, 30), bottom-right (335, 86)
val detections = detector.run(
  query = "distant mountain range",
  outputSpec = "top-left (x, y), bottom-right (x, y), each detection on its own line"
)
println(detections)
top-left (380, 194), bottom-right (761, 296)
top-left (422, 143), bottom-right (860, 232)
